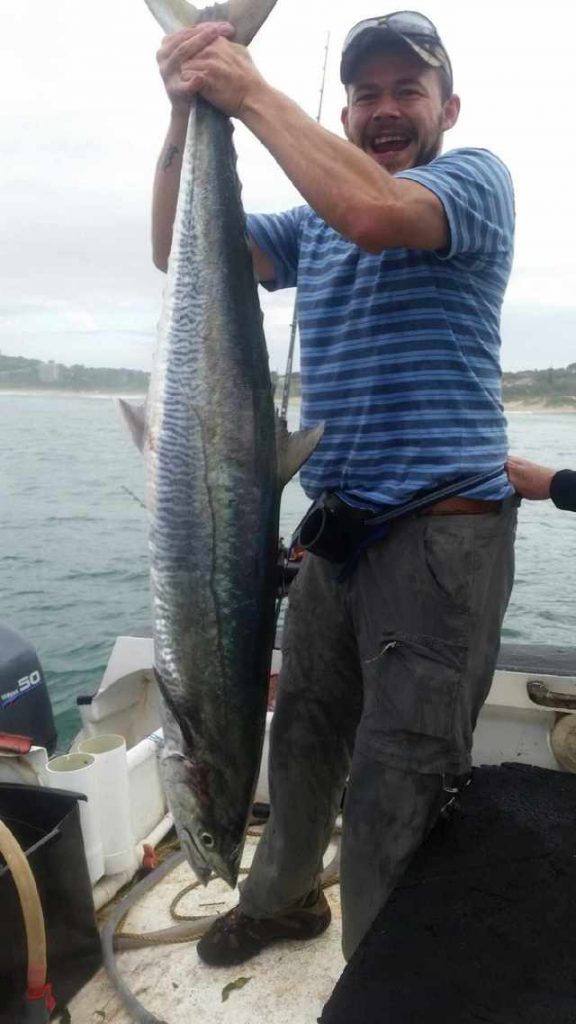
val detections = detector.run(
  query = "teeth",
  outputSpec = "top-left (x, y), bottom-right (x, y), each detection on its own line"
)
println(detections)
top-left (374, 135), bottom-right (406, 145)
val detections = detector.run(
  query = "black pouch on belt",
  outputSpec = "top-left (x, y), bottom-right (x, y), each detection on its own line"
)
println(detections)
top-left (292, 467), bottom-right (507, 568)
top-left (293, 492), bottom-right (372, 563)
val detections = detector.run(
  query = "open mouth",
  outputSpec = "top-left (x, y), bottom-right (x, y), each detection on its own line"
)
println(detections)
top-left (369, 134), bottom-right (412, 156)
top-left (183, 828), bottom-right (212, 884)
top-left (182, 828), bottom-right (240, 889)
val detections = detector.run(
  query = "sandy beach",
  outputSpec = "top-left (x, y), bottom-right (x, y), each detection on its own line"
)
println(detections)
top-left (505, 402), bottom-right (576, 414)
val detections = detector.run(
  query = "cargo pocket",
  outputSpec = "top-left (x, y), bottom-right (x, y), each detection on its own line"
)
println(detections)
top-left (422, 519), bottom-right (474, 616)
top-left (363, 630), bottom-right (468, 745)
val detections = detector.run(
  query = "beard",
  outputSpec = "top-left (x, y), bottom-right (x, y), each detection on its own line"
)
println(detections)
top-left (408, 113), bottom-right (445, 169)
top-left (363, 112), bottom-right (445, 174)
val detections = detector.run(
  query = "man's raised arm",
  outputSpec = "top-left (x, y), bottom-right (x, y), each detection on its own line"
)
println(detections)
top-left (151, 23), bottom-right (274, 282)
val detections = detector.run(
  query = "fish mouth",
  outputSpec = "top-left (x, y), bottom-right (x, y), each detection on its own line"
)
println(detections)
top-left (181, 823), bottom-right (239, 888)
top-left (182, 829), bottom-right (213, 886)
top-left (220, 855), bottom-right (241, 891)
top-left (183, 828), bottom-right (241, 890)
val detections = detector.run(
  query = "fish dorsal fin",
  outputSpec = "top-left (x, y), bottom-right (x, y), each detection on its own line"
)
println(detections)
top-left (118, 398), bottom-right (147, 453)
top-left (142, 0), bottom-right (277, 42)
top-left (276, 414), bottom-right (324, 489)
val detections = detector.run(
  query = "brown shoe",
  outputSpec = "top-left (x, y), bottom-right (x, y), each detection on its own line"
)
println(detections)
top-left (197, 889), bottom-right (331, 967)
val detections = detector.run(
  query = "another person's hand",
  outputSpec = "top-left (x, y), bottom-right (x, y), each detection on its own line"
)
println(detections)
top-left (506, 456), bottom-right (555, 500)
top-left (156, 23), bottom-right (236, 114)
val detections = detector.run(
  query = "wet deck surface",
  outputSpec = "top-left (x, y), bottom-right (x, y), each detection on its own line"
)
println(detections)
top-left (322, 763), bottom-right (576, 1024)
top-left (66, 832), bottom-right (344, 1024)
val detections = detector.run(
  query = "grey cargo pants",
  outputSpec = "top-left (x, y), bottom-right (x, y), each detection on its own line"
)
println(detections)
top-left (240, 501), bottom-right (518, 960)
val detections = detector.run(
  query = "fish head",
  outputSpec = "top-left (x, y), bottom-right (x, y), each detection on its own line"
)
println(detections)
top-left (161, 739), bottom-right (246, 888)
top-left (180, 818), bottom-right (243, 889)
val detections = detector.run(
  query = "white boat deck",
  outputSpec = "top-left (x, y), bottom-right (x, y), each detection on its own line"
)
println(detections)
top-left (68, 833), bottom-right (344, 1024)
top-left (4, 637), bottom-right (575, 1021)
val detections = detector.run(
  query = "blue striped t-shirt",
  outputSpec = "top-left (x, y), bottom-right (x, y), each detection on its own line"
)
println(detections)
top-left (248, 148), bottom-right (515, 507)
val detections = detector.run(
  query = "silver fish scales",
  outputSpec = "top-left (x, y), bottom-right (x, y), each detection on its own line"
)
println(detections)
top-left (122, 0), bottom-right (322, 887)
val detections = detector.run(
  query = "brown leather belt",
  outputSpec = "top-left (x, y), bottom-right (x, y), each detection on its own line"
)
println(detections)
top-left (420, 497), bottom-right (502, 516)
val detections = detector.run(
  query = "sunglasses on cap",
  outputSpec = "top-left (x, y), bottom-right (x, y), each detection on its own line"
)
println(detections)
top-left (341, 10), bottom-right (452, 90)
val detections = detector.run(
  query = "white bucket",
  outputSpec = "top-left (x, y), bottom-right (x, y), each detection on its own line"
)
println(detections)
top-left (45, 752), bottom-right (105, 885)
top-left (77, 734), bottom-right (137, 876)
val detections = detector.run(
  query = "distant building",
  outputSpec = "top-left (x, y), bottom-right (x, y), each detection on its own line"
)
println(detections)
top-left (38, 361), bottom-right (62, 384)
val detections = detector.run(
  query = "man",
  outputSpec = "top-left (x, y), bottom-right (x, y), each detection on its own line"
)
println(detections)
top-left (507, 456), bottom-right (576, 511)
top-left (152, 11), bottom-right (518, 964)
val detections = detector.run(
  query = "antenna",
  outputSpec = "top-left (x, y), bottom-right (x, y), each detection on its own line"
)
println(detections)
top-left (279, 31), bottom-right (331, 422)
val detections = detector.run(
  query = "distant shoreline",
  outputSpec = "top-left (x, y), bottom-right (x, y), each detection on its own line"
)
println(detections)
top-left (505, 402), bottom-right (576, 414)
top-left (0, 389), bottom-right (574, 413)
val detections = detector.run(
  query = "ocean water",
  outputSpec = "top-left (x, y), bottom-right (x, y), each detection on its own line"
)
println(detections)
top-left (1, 395), bottom-right (574, 749)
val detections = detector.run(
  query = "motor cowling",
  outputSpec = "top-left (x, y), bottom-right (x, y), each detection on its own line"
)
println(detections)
top-left (0, 625), bottom-right (57, 754)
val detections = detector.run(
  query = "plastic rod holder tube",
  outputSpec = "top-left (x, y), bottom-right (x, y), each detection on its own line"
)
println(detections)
top-left (78, 735), bottom-right (137, 876)
top-left (45, 753), bottom-right (105, 884)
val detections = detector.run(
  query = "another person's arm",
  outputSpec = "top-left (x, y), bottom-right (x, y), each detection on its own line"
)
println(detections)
top-left (506, 456), bottom-right (576, 512)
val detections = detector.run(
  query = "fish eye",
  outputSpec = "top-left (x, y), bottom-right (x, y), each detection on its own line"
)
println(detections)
top-left (201, 832), bottom-right (215, 849)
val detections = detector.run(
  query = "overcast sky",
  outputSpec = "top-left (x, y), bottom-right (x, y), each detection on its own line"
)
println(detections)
top-left (2, 0), bottom-right (576, 374)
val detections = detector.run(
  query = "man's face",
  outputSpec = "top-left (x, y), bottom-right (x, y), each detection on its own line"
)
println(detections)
top-left (341, 48), bottom-right (460, 174)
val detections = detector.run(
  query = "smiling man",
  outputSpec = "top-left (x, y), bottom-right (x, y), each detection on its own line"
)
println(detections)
top-left (341, 22), bottom-right (457, 172)
top-left (152, 10), bottom-right (518, 965)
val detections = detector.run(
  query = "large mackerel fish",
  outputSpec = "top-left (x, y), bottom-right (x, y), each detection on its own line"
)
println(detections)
top-left (122, 0), bottom-right (323, 887)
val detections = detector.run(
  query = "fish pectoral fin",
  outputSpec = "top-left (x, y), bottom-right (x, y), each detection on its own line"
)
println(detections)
top-left (118, 398), bottom-right (147, 453)
top-left (143, 0), bottom-right (277, 41)
top-left (276, 416), bottom-right (325, 488)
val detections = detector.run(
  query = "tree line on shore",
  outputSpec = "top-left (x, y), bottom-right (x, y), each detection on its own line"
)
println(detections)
top-left (1, 352), bottom-right (575, 407)
top-left (0, 353), bottom-right (148, 393)
top-left (276, 365), bottom-right (576, 407)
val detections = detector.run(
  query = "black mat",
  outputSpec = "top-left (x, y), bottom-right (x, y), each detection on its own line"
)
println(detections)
top-left (321, 764), bottom-right (576, 1024)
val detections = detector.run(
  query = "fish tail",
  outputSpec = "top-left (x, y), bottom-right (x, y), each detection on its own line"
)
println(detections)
top-left (143, 0), bottom-right (277, 44)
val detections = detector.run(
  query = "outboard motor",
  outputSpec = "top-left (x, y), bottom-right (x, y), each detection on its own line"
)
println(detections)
top-left (0, 624), bottom-right (57, 754)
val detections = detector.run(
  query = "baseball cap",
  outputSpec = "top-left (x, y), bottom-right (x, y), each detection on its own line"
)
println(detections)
top-left (340, 10), bottom-right (453, 92)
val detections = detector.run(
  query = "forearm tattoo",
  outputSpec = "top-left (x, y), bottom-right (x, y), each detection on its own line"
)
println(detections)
top-left (163, 144), bottom-right (180, 171)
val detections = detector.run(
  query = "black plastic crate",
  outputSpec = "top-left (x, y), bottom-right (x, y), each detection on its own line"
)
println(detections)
top-left (0, 784), bottom-right (102, 1022)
